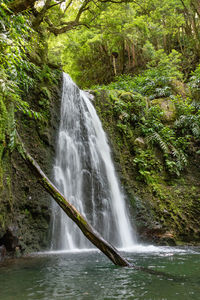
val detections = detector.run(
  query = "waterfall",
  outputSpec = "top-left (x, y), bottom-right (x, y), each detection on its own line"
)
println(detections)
top-left (51, 73), bottom-right (136, 250)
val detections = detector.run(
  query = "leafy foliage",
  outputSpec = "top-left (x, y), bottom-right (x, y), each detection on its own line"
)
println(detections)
top-left (98, 71), bottom-right (199, 179)
top-left (0, 0), bottom-right (200, 180)
top-left (46, 0), bottom-right (200, 87)
top-left (133, 149), bottom-right (163, 184)
top-left (94, 49), bottom-right (183, 100)
top-left (189, 64), bottom-right (200, 102)
top-left (174, 96), bottom-right (200, 139)
top-left (0, 1), bottom-right (60, 154)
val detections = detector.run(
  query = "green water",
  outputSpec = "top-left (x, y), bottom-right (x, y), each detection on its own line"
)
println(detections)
top-left (0, 247), bottom-right (199, 300)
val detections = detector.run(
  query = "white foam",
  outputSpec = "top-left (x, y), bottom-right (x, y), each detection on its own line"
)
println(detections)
top-left (33, 244), bottom-right (198, 257)
top-left (34, 248), bottom-right (99, 256)
top-left (119, 244), bottom-right (196, 254)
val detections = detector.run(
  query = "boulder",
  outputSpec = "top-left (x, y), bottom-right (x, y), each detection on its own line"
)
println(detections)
top-left (119, 92), bottom-right (134, 101)
top-left (151, 98), bottom-right (176, 122)
top-left (171, 79), bottom-right (186, 98)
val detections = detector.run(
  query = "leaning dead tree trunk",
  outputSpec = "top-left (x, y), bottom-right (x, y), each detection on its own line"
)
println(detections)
top-left (16, 133), bottom-right (132, 267)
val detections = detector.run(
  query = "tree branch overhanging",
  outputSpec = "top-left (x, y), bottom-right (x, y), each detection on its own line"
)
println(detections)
top-left (48, 0), bottom-right (66, 10)
top-left (47, 21), bottom-right (89, 35)
top-left (46, 0), bottom-right (92, 35)
top-left (32, 0), bottom-right (52, 28)
top-left (9, 0), bottom-right (139, 35)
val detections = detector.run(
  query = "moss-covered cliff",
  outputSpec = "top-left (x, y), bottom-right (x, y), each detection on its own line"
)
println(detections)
top-left (0, 70), bottom-right (61, 256)
top-left (0, 4), bottom-right (63, 257)
top-left (93, 89), bottom-right (200, 246)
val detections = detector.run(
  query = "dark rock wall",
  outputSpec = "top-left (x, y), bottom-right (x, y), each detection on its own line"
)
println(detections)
top-left (0, 74), bottom-right (61, 256)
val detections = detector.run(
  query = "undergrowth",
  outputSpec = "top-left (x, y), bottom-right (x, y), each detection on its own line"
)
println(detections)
top-left (94, 52), bottom-right (200, 182)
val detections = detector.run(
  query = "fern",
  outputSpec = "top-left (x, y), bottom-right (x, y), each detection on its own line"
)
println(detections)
top-left (148, 130), bottom-right (169, 154)
top-left (175, 115), bottom-right (200, 138)
top-left (192, 124), bottom-right (200, 138)
top-left (170, 144), bottom-right (188, 169)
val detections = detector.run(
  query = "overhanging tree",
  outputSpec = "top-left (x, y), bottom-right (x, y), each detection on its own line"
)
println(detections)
top-left (9, 0), bottom-right (131, 32)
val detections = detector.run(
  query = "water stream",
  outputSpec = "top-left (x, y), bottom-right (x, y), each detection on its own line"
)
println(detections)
top-left (51, 73), bottom-right (136, 250)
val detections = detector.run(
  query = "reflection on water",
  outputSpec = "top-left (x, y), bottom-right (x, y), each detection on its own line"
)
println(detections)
top-left (0, 247), bottom-right (200, 300)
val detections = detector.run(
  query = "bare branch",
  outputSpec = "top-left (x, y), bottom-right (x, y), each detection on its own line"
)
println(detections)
top-left (47, 0), bottom-right (66, 9)
top-left (75, 0), bottom-right (91, 22)
top-left (32, 0), bottom-right (52, 28)
top-left (47, 21), bottom-right (90, 35)
top-left (45, 0), bottom-right (92, 35)
top-left (64, 0), bottom-right (74, 13)
top-left (191, 0), bottom-right (200, 18)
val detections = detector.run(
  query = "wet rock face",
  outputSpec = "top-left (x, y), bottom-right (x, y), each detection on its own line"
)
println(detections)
top-left (0, 245), bottom-right (6, 261)
top-left (0, 73), bottom-right (61, 255)
top-left (0, 227), bottom-right (19, 252)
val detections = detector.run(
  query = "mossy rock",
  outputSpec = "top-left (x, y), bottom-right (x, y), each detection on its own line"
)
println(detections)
top-left (109, 90), bottom-right (122, 102)
top-left (119, 92), bottom-right (134, 101)
top-left (171, 79), bottom-right (186, 98)
top-left (151, 98), bottom-right (176, 122)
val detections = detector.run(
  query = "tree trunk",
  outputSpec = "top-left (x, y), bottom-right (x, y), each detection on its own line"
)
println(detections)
top-left (126, 42), bottom-right (131, 69)
top-left (32, 0), bottom-right (51, 29)
top-left (112, 56), bottom-right (117, 76)
top-left (132, 44), bottom-right (136, 68)
top-left (16, 133), bottom-right (133, 267)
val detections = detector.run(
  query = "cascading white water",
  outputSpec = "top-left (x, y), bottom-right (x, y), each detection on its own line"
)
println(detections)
top-left (51, 73), bottom-right (136, 250)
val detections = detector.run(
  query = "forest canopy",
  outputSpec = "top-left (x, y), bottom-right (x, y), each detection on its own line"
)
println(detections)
top-left (0, 0), bottom-right (199, 87)
top-left (45, 0), bottom-right (200, 86)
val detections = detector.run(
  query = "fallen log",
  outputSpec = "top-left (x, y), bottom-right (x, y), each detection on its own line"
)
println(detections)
top-left (16, 132), bottom-right (132, 267)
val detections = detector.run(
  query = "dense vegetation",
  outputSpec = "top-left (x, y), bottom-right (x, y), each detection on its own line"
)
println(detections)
top-left (0, 1), bottom-right (61, 252)
top-left (93, 79), bottom-right (200, 243)
top-left (0, 1), bottom-right (60, 171)
top-left (47, 0), bottom-right (200, 87)
top-left (94, 53), bottom-right (200, 176)
top-left (0, 0), bottom-right (200, 252)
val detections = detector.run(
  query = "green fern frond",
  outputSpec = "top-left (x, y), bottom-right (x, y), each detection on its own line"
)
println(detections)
top-left (191, 124), bottom-right (200, 138)
top-left (148, 131), bottom-right (169, 154)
